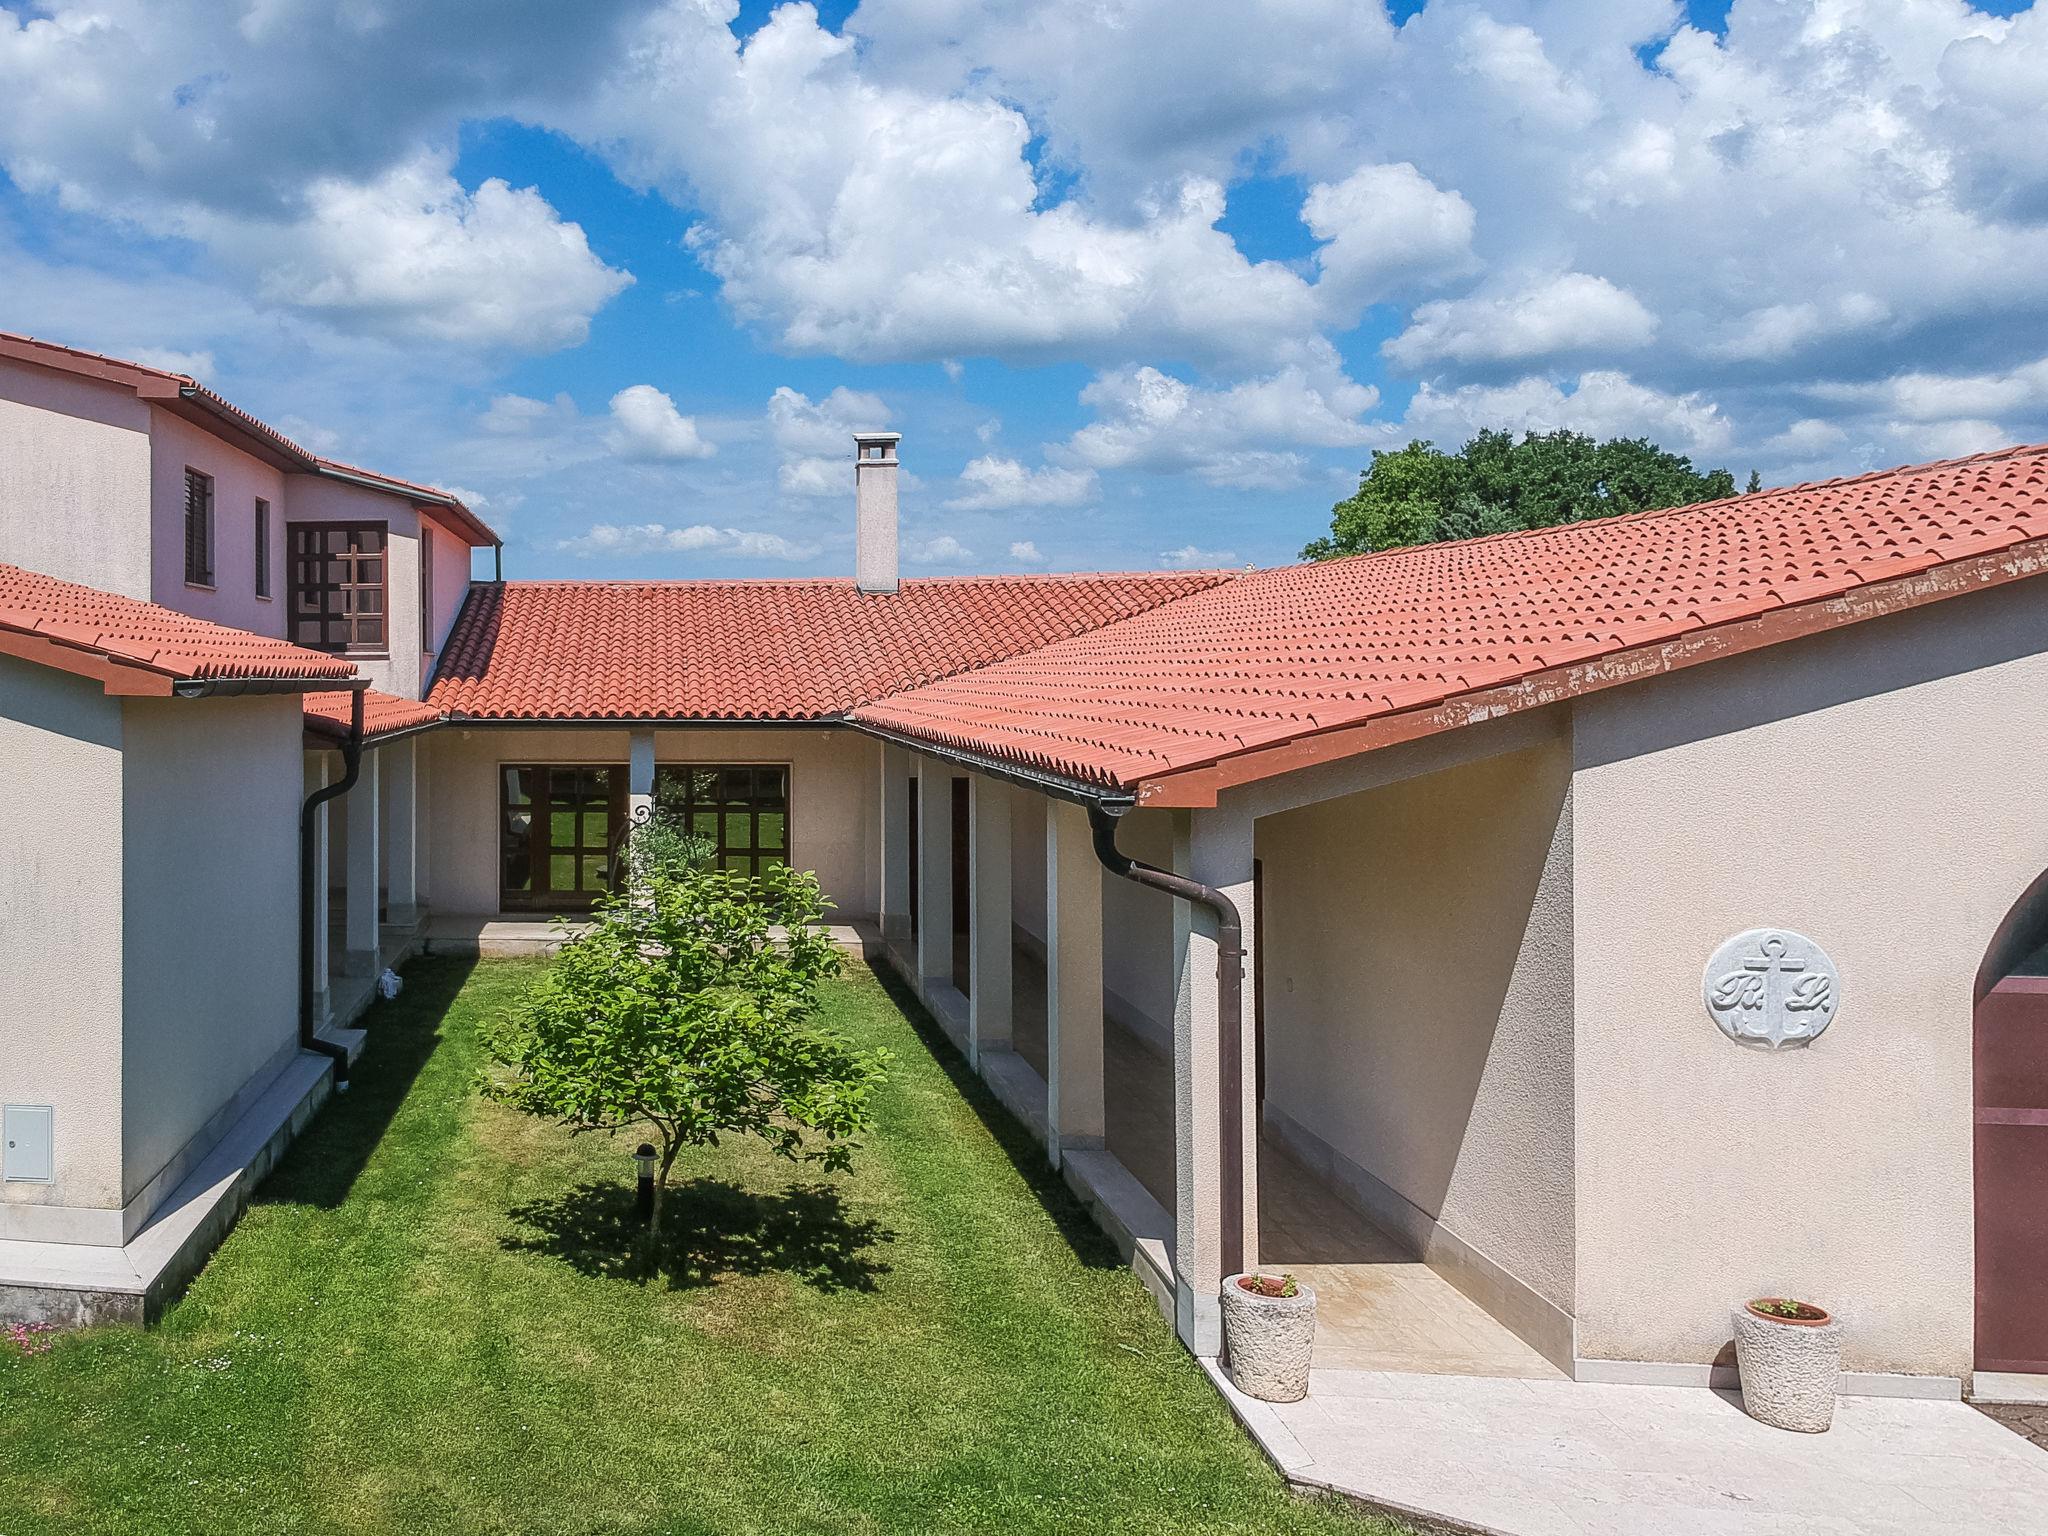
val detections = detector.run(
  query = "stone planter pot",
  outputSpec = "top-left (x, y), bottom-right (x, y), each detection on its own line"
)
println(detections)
top-left (1221, 1273), bottom-right (1317, 1403)
top-left (1733, 1299), bottom-right (1842, 1433)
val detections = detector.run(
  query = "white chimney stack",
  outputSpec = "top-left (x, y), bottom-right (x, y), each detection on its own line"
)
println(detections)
top-left (853, 430), bottom-right (900, 594)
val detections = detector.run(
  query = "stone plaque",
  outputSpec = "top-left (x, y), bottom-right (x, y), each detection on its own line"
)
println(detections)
top-left (1702, 928), bottom-right (1839, 1050)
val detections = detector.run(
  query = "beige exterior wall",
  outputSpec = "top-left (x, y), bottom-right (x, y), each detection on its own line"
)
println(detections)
top-left (1256, 738), bottom-right (1577, 1320)
top-left (0, 358), bottom-right (153, 596)
top-left (1102, 808), bottom-right (1177, 1041)
top-left (1571, 575), bottom-right (2048, 1380)
top-left (146, 407), bottom-right (289, 634)
top-left (0, 657), bottom-right (127, 1231)
top-left (118, 694), bottom-right (303, 1207)
top-left (424, 726), bottom-right (879, 918)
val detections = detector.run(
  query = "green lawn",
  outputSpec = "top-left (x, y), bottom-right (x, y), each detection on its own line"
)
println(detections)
top-left (0, 956), bottom-right (1397, 1536)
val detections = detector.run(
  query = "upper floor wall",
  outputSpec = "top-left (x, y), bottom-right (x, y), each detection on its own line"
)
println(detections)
top-left (0, 358), bottom-right (153, 599)
top-left (0, 353), bottom-right (485, 702)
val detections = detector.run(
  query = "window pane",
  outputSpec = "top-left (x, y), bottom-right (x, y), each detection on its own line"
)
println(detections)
top-left (691, 769), bottom-right (717, 798)
top-left (690, 811), bottom-right (718, 840)
top-left (724, 811), bottom-right (751, 849)
top-left (357, 588), bottom-right (383, 614)
top-left (359, 558), bottom-right (383, 584)
top-left (549, 767), bottom-right (577, 796)
top-left (721, 853), bottom-right (753, 873)
top-left (549, 853), bottom-right (576, 890)
top-left (549, 809), bottom-right (578, 846)
top-left (502, 768), bottom-right (532, 806)
top-left (758, 811), bottom-right (785, 851)
top-left (580, 855), bottom-right (607, 891)
top-left (756, 767), bottom-right (787, 798)
top-left (356, 617), bottom-right (383, 645)
top-left (580, 809), bottom-right (608, 847)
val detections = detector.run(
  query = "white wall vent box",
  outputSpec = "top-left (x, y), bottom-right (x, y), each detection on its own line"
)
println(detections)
top-left (3, 1104), bottom-right (53, 1183)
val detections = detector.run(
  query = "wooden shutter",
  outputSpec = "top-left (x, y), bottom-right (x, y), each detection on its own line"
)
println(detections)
top-left (183, 469), bottom-right (213, 586)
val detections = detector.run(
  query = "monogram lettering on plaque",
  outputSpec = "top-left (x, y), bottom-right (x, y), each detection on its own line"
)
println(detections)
top-left (1702, 929), bottom-right (1839, 1050)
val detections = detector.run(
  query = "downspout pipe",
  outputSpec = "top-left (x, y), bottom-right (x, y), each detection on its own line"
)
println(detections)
top-left (298, 686), bottom-right (366, 1091)
top-left (1087, 802), bottom-right (1246, 1279)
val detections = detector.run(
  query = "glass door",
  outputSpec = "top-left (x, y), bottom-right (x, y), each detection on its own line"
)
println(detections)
top-left (500, 764), bottom-right (623, 910)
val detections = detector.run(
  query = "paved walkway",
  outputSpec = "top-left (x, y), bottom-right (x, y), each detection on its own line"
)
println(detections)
top-left (1207, 1364), bottom-right (2048, 1535)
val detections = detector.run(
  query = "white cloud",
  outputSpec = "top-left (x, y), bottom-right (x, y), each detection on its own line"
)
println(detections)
top-left (946, 456), bottom-right (1097, 512)
top-left (1403, 371), bottom-right (1733, 458)
top-left (1385, 274), bottom-right (1658, 371)
top-left (1062, 358), bottom-right (1379, 488)
top-left (1160, 544), bottom-right (1237, 569)
top-left (559, 523), bottom-right (820, 561)
top-left (1303, 162), bottom-right (1476, 321)
top-left (1008, 540), bottom-right (1048, 565)
top-left (907, 534), bottom-right (975, 566)
top-left (228, 158), bottom-right (631, 351)
top-left (768, 384), bottom-right (889, 497)
top-left (604, 385), bottom-right (715, 462)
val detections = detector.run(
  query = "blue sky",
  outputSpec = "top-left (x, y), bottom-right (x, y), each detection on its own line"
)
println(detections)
top-left (2, 0), bottom-right (2045, 582)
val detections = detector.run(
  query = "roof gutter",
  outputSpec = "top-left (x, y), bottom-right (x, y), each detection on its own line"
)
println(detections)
top-left (298, 688), bottom-right (365, 1092)
top-left (1087, 802), bottom-right (1246, 1281)
top-left (851, 720), bottom-right (1134, 811)
top-left (172, 674), bottom-right (363, 699)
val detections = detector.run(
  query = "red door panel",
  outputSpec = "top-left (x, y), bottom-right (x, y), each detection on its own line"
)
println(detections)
top-left (1977, 975), bottom-right (2048, 1374)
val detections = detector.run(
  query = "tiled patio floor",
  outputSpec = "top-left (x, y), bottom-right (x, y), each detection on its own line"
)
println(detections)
top-left (1209, 1363), bottom-right (2048, 1536)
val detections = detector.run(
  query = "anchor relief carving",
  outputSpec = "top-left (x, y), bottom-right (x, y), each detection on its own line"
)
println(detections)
top-left (1702, 929), bottom-right (1840, 1050)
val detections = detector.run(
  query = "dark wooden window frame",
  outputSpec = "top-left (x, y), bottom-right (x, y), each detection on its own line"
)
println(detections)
top-left (289, 521), bottom-right (390, 657)
top-left (652, 763), bottom-right (792, 880)
top-left (183, 467), bottom-right (215, 588)
top-left (254, 497), bottom-right (272, 600)
top-left (498, 763), bottom-right (626, 912)
top-left (419, 524), bottom-right (435, 653)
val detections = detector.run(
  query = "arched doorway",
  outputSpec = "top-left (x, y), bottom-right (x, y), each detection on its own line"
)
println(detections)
top-left (1976, 875), bottom-right (2048, 1382)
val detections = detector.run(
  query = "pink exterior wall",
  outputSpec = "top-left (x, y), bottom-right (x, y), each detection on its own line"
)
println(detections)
top-left (147, 407), bottom-right (289, 636)
top-left (284, 477), bottom-right (425, 698)
top-left (423, 515), bottom-right (475, 669)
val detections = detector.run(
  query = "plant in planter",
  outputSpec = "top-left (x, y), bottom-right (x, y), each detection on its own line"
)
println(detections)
top-left (1221, 1271), bottom-right (1317, 1403)
top-left (1733, 1296), bottom-right (1842, 1433)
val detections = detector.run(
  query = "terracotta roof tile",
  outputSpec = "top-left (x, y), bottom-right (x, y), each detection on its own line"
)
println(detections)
top-left (854, 443), bottom-right (2048, 790)
top-left (426, 572), bottom-right (1233, 721)
top-left (303, 688), bottom-right (441, 741)
top-left (0, 562), bottom-right (359, 686)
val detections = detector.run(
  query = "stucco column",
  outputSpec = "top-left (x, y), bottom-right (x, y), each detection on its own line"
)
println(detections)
top-left (968, 775), bottom-right (1013, 1064)
top-left (1045, 798), bottom-right (1105, 1168)
top-left (383, 737), bottom-right (420, 927)
top-left (915, 757), bottom-right (954, 988)
top-left (306, 753), bottom-right (331, 1027)
top-left (1171, 803), bottom-right (1259, 1356)
top-left (878, 743), bottom-right (911, 942)
top-left (626, 728), bottom-right (656, 885)
top-left (343, 749), bottom-right (381, 976)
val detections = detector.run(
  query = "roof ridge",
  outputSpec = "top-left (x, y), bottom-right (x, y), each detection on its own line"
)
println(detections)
top-left (486, 570), bottom-right (1242, 590)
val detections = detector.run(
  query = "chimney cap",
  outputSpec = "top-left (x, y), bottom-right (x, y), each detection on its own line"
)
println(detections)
top-left (851, 430), bottom-right (901, 445)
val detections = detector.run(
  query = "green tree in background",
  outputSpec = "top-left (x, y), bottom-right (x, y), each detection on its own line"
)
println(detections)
top-left (1303, 428), bottom-right (1744, 559)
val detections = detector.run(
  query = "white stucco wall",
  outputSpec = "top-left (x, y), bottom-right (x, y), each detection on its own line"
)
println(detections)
top-left (423, 726), bottom-right (878, 918)
top-left (283, 478), bottom-right (425, 698)
top-left (1257, 738), bottom-right (1577, 1317)
top-left (0, 358), bottom-right (153, 596)
top-left (1571, 574), bottom-right (2048, 1380)
top-left (118, 694), bottom-right (303, 1206)
top-left (0, 657), bottom-right (127, 1231)
top-left (147, 407), bottom-right (289, 634)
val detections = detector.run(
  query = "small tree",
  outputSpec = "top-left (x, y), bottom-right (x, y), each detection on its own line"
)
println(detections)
top-left (480, 850), bottom-right (889, 1241)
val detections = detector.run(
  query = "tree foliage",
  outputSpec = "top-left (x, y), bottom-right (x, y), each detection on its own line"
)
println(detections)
top-left (479, 856), bottom-right (890, 1237)
top-left (1303, 428), bottom-right (1743, 559)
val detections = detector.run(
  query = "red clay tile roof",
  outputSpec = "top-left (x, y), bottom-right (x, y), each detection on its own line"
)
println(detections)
top-left (304, 688), bottom-right (443, 742)
top-left (854, 444), bottom-right (2048, 792)
top-left (0, 562), bottom-right (360, 689)
top-left (425, 573), bottom-right (1235, 721)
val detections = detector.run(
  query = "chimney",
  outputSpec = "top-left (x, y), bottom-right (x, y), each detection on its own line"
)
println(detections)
top-left (853, 430), bottom-right (900, 594)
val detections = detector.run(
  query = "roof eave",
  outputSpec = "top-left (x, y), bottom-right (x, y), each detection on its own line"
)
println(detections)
top-left (851, 718), bottom-right (1135, 809)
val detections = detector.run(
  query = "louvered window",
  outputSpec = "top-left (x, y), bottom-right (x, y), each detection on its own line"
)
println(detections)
top-left (183, 468), bottom-right (214, 587)
top-left (289, 522), bottom-right (388, 655)
top-left (419, 526), bottom-right (435, 651)
top-left (254, 499), bottom-right (271, 599)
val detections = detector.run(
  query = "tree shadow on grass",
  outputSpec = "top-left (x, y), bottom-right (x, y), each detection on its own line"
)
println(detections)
top-left (502, 1178), bottom-right (894, 1293)
top-left (865, 960), bottom-right (1122, 1274)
